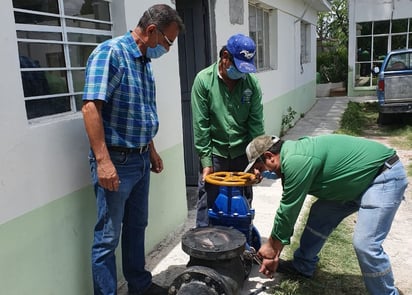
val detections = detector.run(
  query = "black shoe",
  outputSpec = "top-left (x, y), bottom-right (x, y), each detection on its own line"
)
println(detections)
top-left (276, 259), bottom-right (312, 278)
top-left (129, 283), bottom-right (168, 295)
top-left (396, 287), bottom-right (404, 295)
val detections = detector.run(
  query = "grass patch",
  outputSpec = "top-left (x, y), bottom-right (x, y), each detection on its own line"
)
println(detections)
top-left (272, 198), bottom-right (367, 295)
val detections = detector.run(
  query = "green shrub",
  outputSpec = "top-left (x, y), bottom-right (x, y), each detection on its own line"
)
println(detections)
top-left (317, 47), bottom-right (348, 84)
top-left (338, 101), bottom-right (364, 135)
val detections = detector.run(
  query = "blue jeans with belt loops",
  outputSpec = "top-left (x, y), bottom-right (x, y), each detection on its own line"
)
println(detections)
top-left (89, 149), bottom-right (152, 295)
top-left (292, 160), bottom-right (408, 295)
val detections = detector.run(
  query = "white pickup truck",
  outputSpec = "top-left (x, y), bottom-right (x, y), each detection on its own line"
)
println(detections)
top-left (374, 49), bottom-right (412, 124)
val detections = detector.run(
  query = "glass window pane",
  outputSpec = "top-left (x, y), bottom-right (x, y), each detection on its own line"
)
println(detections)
top-left (17, 31), bottom-right (62, 41)
top-left (45, 70), bottom-right (68, 94)
top-left (74, 94), bottom-right (83, 111)
top-left (20, 69), bottom-right (68, 97)
top-left (373, 36), bottom-right (388, 59)
top-left (69, 45), bottom-right (96, 67)
top-left (25, 96), bottom-right (71, 120)
top-left (66, 19), bottom-right (111, 30)
top-left (64, 0), bottom-right (110, 21)
top-left (20, 69), bottom-right (49, 97)
top-left (14, 12), bottom-right (60, 26)
top-left (249, 5), bottom-right (256, 33)
top-left (356, 37), bottom-right (371, 61)
top-left (409, 33), bottom-right (412, 49)
top-left (391, 18), bottom-right (408, 33)
top-left (72, 70), bottom-right (86, 92)
top-left (18, 43), bottom-right (65, 68)
top-left (374, 20), bottom-right (390, 34)
top-left (67, 32), bottom-right (110, 43)
top-left (13, 0), bottom-right (59, 14)
top-left (357, 22), bottom-right (372, 36)
top-left (392, 34), bottom-right (407, 50)
top-left (264, 12), bottom-right (270, 67)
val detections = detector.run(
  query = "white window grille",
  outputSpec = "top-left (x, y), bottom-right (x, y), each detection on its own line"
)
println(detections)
top-left (13, 0), bottom-right (113, 121)
top-left (249, 2), bottom-right (271, 71)
top-left (355, 18), bottom-right (412, 87)
top-left (301, 21), bottom-right (311, 64)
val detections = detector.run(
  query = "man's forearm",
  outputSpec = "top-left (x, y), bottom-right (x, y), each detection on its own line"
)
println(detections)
top-left (82, 101), bottom-right (109, 162)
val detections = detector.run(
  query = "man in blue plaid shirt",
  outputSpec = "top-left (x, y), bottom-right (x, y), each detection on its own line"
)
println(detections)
top-left (82, 4), bottom-right (184, 295)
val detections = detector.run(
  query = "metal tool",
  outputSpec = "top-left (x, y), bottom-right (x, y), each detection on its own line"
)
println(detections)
top-left (244, 247), bottom-right (262, 266)
top-left (248, 286), bottom-right (268, 295)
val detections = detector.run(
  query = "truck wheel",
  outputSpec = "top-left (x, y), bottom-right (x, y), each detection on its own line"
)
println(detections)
top-left (377, 112), bottom-right (393, 125)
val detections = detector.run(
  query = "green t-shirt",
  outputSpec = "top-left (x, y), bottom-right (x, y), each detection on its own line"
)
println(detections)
top-left (272, 134), bottom-right (395, 244)
top-left (191, 62), bottom-right (264, 168)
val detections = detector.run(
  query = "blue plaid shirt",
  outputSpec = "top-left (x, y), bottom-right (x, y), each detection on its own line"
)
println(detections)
top-left (83, 32), bottom-right (158, 148)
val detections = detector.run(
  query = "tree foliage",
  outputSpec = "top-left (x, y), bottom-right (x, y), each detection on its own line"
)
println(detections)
top-left (317, 0), bottom-right (349, 83)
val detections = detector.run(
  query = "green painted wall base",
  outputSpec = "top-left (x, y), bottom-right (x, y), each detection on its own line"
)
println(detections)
top-left (0, 144), bottom-right (187, 295)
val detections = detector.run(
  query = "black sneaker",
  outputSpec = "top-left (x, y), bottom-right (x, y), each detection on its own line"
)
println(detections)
top-left (276, 259), bottom-right (312, 278)
top-left (129, 283), bottom-right (168, 295)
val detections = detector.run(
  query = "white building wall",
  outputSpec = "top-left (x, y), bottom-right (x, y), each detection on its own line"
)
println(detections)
top-left (0, 1), bottom-right (91, 224)
top-left (213, 0), bottom-right (319, 116)
top-left (353, 0), bottom-right (412, 22)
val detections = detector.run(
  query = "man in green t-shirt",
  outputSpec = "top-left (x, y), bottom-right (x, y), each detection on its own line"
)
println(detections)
top-left (191, 34), bottom-right (264, 227)
top-left (245, 134), bottom-right (408, 295)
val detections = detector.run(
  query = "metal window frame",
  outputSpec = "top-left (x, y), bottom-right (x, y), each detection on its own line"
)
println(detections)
top-left (13, 0), bottom-right (113, 121)
top-left (248, 2), bottom-right (272, 71)
top-left (354, 18), bottom-right (412, 88)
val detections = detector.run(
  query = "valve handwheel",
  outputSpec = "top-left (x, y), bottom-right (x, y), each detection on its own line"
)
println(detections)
top-left (205, 171), bottom-right (258, 186)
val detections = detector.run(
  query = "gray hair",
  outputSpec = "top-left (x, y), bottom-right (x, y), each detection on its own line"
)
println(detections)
top-left (138, 4), bottom-right (184, 32)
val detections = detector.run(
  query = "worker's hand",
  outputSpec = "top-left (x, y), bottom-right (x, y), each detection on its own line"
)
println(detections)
top-left (150, 150), bottom-right (164, 173)
top-left (257, 241), bottom-right (277, 262)
top-left (202, 166), bottom-right (214, 181)
top-left (257, 237), bottom-right (283, 278)
top-left (97, 158), bottom-right (120, 191)
top-left (253, 167), bottom-right (263, 183)
top-left (258, 257), bottom-right (279, 278)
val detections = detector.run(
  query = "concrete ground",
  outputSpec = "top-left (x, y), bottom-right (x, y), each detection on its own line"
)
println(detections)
top-left (119, 96), bottom-right (412, 294)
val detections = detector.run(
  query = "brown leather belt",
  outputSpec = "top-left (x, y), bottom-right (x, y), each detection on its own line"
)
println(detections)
top-left (108, 145), bottom-right (149, 154)
top-left (377, 154), bottom-right (399, 175)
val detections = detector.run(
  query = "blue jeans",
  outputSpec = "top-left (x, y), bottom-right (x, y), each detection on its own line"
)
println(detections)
top-left (89, 150), bottom-right (152, 295)
top-left (195, 154), bottom-right (253, 227)
top-left (292, 160), bottom-right (408, 295)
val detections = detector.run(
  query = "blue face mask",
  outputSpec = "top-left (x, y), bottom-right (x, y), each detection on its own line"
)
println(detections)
top-left (146, 44), bottom-right (167, 59)
top-left (261, 170), bottom-right (279, 180)
top-left (227, 65), bottom-right (246, 80)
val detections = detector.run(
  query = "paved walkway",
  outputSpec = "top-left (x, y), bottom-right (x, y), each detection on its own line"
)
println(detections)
top-left (119, 96), bottom-right (412, 294)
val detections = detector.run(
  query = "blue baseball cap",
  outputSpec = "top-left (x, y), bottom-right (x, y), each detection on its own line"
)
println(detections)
top-left (226, 34), bottom-right (256, 73)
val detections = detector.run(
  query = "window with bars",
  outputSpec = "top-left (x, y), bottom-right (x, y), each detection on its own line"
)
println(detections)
top-left (248, 2), bottom-right (271, 71)
top-left (13, 0), bottom-right (113, 121)
top-left (355, 18), bottom-right (412, 87)
top-left (301, 21), bottom-right (311, 64)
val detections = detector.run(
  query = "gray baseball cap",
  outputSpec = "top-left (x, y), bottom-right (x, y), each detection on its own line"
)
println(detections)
top-left (244, 135), bottom-right (280, 172)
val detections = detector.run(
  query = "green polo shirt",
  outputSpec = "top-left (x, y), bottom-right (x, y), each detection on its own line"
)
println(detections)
top-left (191, 62), bottom-right (264, 168)
top-left (272, 134), bottom-right (395, 244)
